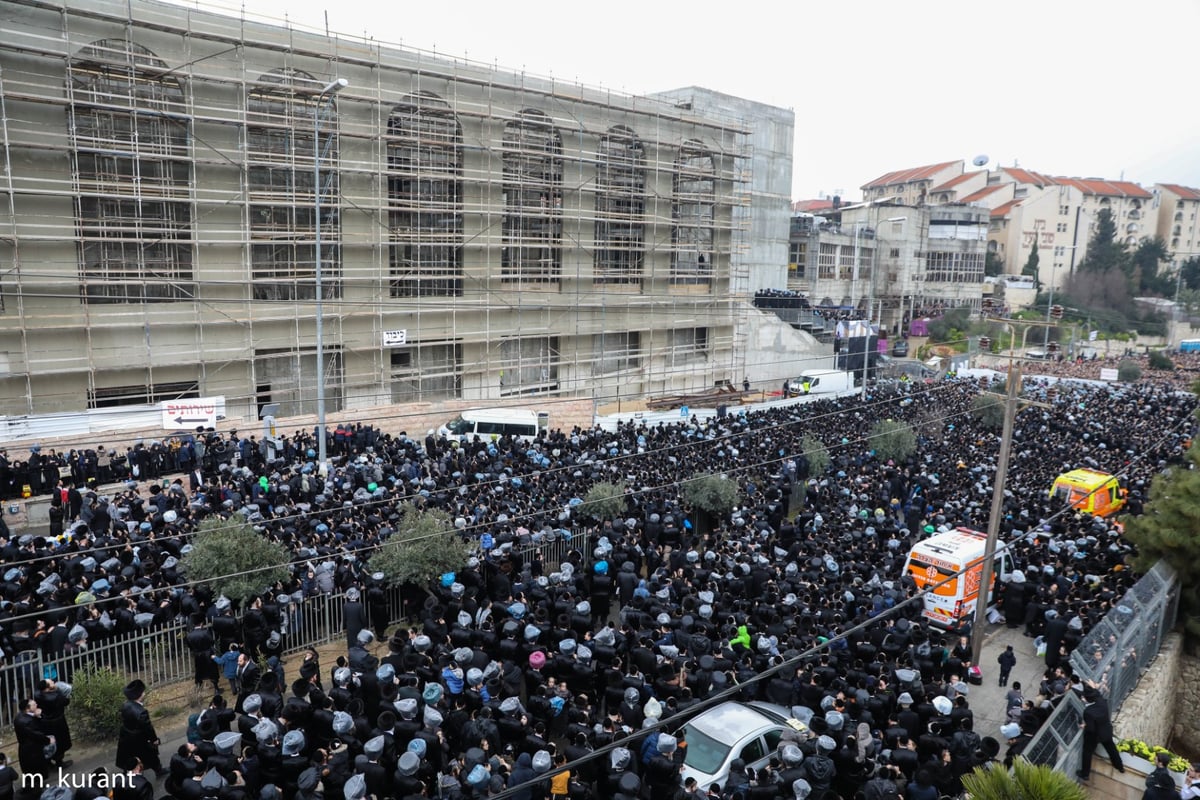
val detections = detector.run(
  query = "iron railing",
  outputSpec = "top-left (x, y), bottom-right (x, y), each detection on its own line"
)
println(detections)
top-left (0, 531), bottom-right (583, 731)
top-left (1069, 561), bottom-right (1179, 711)
top-left (1020, 561), bottom-right (1179, 773)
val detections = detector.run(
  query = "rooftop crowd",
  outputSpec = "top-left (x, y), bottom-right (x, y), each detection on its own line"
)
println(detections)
top-left (1, 374), bottom-right (1195, 800)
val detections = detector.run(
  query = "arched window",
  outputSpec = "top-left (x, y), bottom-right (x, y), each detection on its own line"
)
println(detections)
top-left (69, 39), bottom-right (193, 303)
top-left (388, 92), bottom-right (463, 297)
top-left (246, 69), bottom-right (342, 301)
top-left (594, 126), bottom-right (645, 284)
top-left (502, 110), bottom-right (562, 284)
top-left (672, 140), bottom-right (715, 284)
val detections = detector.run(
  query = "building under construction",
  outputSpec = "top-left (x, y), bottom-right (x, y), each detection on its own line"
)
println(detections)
top-left (0, 0), bottom-right (791, 428)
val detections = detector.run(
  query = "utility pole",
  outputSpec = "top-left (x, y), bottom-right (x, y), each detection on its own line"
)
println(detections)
top-left (971, 362), bottom-right (1019, 666)
top-left (969, 316), bottom-right (1054, 666)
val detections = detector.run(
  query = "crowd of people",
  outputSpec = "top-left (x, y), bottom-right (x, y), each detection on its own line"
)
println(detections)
top-left (1, 373), bottom-right (1196, 800)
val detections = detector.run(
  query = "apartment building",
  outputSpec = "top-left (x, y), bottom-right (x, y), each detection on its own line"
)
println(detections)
top-left (0, 0), bottom-right (793, 423)
top-left (787, 202), bottom-right (985, 334)
top-left (1156, 185), bottom-right (1200, 272)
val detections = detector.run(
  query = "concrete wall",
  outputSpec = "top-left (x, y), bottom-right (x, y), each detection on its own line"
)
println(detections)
top-left (1113, 631), bottom-right (1183, 747)
top-left (740, 307), bottom-right (831, 389)
top-left (650, 87), bottom-right (794, 295)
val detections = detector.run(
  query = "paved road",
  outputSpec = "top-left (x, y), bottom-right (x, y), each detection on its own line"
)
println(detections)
top-left (972, 617), bottom-right (1046, 739)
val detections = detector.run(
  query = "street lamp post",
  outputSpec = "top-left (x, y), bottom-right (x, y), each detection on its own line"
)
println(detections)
top-left (314, 77), bottom-right (348, 476)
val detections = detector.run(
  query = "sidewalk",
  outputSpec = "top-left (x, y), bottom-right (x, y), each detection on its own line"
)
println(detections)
top-left (971, 618), bottom-right (1045, 739)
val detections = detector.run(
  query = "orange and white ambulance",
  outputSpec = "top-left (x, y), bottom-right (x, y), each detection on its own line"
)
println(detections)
top-left (903, 527), bottom-right (1013, 628)
top-left (1049, 468), bottom-right (1125, 518)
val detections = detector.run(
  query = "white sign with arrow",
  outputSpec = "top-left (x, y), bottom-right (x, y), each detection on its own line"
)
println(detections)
top-left (161, 396), bottom-right (225, 430)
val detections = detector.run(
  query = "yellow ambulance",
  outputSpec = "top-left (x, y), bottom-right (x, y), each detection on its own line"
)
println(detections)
top-left (1049, 468), bottom-right (1125, 518)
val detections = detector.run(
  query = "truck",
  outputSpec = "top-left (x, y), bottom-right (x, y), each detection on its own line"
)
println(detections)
top-left (903, 527), bottom-right (1013, 628)
top-left (1049, 468), bottom-right (1125, 518)
top-left (786, 368), bottom-right (855, 397)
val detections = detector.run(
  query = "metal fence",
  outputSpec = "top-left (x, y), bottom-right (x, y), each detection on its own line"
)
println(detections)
top-left (1070, 561), bottom-right (1179, 710)
top-left (1020, 561), bottom-right (1179, 772)
top-left (0, 532), bottom-right (582, 731)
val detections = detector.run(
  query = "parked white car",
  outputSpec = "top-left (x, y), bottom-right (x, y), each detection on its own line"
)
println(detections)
top-left (678, 701), bottom-right (806, 790)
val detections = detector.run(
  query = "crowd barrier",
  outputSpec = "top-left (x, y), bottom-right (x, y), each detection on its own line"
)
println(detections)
top-left (1019, 561), bottom-right (1178, 772)
top-left (0, 531), bottom-right (581, 731)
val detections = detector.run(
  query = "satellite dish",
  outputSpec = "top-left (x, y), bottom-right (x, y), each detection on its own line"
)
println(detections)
top-left (972, 154), bottom-right (989, 167)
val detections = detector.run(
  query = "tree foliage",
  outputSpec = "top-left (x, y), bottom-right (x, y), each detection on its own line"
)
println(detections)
top-left (984, 251), bottom-right (1004, 278)
top-left (927, 307), bottom-right (972, 346)
top-left (682, 473), bottom-right (741, 517)
top-left (1148, 350), bottom-right (1175, 371)
top-left (970, 392), bottom-right (1005, 431)
top-left (1133, 236), bottom-right (1173, 296)
top-left (1117, 359), bottom-right (1143, 382)
top-left (962, 758), bottom-right (1088, 800)
top-left (800, 435), bottom-right (830, 479)
top-left (370, 505), bottom-right (471, 587)
top-left (1180, 256), bottom-right (1200, 293)
top-left (870, 419), bottom-right (917, 463)
top-left (1022, 239), bottom-right (1040, 282)
top-left (583, 481), bottom-right (627, 522)
top-left (182, 516), bottom-right (290, 603)
top-left (1124, 449), bottom-right (1200, 636)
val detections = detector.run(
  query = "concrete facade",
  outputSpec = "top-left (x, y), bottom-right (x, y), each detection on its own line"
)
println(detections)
top-left (1156, 184), bottom-right (1200, 273)
top-left (651, 87), bottom-right (795, 297)
top-left (0, 0), bottom-right (791, 428)
top-left (786, 203), bottom-right (986, 334)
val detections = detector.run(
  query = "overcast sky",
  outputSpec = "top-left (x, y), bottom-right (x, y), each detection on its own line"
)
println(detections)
top-left (190, 0), bottom-right (1200, 202)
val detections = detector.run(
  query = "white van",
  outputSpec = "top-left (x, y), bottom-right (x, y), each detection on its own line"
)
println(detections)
top-left (438, 408), bottom-right (545, 443)
top-left (786, 369), bottom-right (855, 397)
top-left (902, 527), bottom-right (1013, 628)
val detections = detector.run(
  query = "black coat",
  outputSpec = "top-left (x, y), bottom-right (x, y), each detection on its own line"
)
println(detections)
top-left (116, 699), bottom-right (162, 772)
top-left (15, 711), bottom-right (52, 778)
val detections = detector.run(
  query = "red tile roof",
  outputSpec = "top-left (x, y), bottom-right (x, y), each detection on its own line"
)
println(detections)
top-left (991, 199), bottom-right (1023, 217)
top-left (999, 167), bottom-right (1056, 187)
top-left (1052, 176), bottom-right (1153, 199)
top-left (959, 185), bottom-right (1007, 204)
top-left (863, 160), bottom-right (961, 189)
top-left (931, 171), bottom-right (982, 192)
top-left (792, 199), bottom-right (836, 213)
top-left (1159, 184), bottom-right (1200, 201)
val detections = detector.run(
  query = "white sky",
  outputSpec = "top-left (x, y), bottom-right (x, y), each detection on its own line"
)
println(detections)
top-left (189, 0), bottom-right (1200, 202)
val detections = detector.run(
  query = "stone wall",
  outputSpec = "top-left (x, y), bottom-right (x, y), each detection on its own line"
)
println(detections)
top-left (1113, 631), bottom-right (1183, 746)
top-left (1174, 643), bottom-right (1200, 756)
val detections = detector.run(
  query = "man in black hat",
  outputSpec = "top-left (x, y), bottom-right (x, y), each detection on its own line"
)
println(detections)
top-left (116, 680), bottom-right (162, 776)
top-left (1076, 684), bottom-right (1124, 780)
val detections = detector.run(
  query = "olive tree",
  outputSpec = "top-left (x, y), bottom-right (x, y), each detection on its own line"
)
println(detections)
top-left (183, 516), bottom-right (290, 603)
top-left (370, 505), bottom-right (472, 587)
top-left (583, 481), bottom-right (627, 523)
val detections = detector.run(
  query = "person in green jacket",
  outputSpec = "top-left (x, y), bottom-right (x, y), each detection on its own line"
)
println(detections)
top-left (730, 624), bottom-right (751, 651)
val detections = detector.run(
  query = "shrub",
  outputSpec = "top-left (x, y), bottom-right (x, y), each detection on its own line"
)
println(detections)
top-left (182, 516), bottom-right (290, 603)
top-left (1117, 739), bottom-right (1190, 772)
top-left (1148, 349), bottom-right (1175, 371)
top-left (962, 757), bottom-right (1088, 800)
top-left (1117, 358), bottom-right (1143, 382)
top-left (370, 505), bottom-right (471, 587)
top-left (583, 481), bottom-right (627, 522)
top-left (682, 473), bottom-right (741, 517)
top-left (970, 391), bottom-right (1005, 430)
top-left (870, 419), bottom-right (917, 463)
top-left (65, 664), bottom-right (126, 743)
